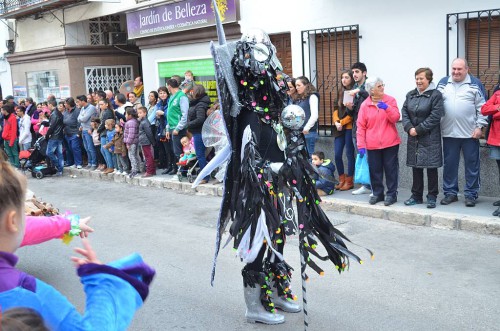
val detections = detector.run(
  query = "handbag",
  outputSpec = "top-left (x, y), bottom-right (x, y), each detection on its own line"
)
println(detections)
top-left (354, 154), bottom-right (371, 185)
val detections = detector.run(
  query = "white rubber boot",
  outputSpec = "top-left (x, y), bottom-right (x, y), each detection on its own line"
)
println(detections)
top-left (243, 270), bottom-right (285, 324)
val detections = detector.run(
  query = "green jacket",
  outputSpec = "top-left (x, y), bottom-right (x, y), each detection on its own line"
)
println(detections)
top-left (167, 90), bottom-right (188, 130)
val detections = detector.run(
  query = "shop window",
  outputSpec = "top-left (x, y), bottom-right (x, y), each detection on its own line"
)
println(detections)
top-left (89, 15), bottom-right (122, 45)
top-left (158, 58), bottom-right (218, 103)
top-left (85, 65), bottom-right (134, 93)
top-left (447, 9), bottom-right (500, 98)
top-left (27, 70), bottom-right (60, 103)
top-left (301, 25), bottom-right (360, 136)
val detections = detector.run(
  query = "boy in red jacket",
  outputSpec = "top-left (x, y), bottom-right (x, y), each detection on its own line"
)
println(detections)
top-left (1, 103), bottom-right (20, 167)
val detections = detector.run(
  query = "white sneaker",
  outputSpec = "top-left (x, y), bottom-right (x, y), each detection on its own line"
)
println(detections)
top-left (116, 170), bottom-right (122, 174)
top-left (122, 171), bottom-right (128, 176)
top-left (76, 165), bottom-right (82, 169)
top-left (352, 186), bottom-right (371, 195)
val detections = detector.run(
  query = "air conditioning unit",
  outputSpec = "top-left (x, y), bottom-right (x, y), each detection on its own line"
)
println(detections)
top-left (109, 32), bottom-right (128, 46)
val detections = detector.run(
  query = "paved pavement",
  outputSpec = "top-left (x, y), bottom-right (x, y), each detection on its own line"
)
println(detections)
top-left (62, 167), bottom-right (500, 237)
top-left (23, 176), bottom-right (500, 331)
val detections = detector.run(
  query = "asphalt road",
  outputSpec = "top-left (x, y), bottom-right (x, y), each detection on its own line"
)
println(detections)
top-left (21, 175), bottom-right (500, 331)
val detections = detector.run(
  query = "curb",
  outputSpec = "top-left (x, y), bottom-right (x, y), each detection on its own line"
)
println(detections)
top-left (320, 199), bottom-right (500, 237)
top-left (65, 168), bottom-right (500, 237)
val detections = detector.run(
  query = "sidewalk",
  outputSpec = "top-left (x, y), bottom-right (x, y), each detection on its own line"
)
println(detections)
top-left (64, 167), bottom-right (500, 237)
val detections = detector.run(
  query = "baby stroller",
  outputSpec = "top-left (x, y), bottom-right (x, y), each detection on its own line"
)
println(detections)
top-left (20, 136), bottom-right (57, 179)
top-left (177, 154), bottom-right (199, 183)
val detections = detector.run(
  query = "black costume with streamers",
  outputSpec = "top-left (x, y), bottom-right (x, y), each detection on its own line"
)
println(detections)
top-left (201, 19), bottom-right (372, 326)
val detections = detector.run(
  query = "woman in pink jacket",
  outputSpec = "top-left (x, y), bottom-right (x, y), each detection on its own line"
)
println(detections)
top-left (356, 77), bottom-right (401, 206)
top-left (481, 87), bottom-right (500, 216)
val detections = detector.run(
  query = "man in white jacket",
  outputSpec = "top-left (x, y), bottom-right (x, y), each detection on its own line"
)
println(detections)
top-left (16, 106), bottom-right (32, 151)
top-left (437, 58), bottom-right (488, 207)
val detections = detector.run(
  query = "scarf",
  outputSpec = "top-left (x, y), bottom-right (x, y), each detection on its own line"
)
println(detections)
top-left (134, 84), bottom-right (144, 98)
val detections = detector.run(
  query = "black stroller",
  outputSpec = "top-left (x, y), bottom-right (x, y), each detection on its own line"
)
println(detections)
top-left (20, 136), bottom-right (57, 179)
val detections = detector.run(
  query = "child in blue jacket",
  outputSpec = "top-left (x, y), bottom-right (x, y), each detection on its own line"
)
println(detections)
top-left (312, 151), bottom-right (336, 195)
top-left (0, 154), bottom-right (155, 330)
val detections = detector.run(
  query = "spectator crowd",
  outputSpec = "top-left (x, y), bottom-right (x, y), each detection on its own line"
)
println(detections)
top-left (1, 59), bottom-right (500, 216)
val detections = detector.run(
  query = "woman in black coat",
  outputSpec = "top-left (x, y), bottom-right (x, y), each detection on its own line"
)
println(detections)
top-left (187, 84), bottom-right (211, 183)
top-left (401, 67), bottom-right (444, 208)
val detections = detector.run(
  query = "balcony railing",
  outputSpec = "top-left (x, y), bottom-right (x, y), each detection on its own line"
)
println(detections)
top-left (0, 0), bottom-right (85, 19)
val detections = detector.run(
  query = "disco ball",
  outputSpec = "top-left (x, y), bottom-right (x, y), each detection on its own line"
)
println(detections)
top-left (281, 105), bottom-right (305, 130)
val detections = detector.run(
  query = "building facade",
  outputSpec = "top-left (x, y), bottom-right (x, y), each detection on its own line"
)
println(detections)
top-left (2, 0), bottom-right (499, 195)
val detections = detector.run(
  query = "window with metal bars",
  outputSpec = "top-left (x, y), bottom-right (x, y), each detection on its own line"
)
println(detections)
top-left (447, 9), bottom-right (500, 99)
top-left (85, 66), bottom-right (133, 94)
top-left (301, 25), bottom-right (359, 136)
top-left (89, 15), bottom-right (122, 46)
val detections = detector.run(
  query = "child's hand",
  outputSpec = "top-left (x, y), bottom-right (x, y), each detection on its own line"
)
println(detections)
top-left (71, 239), bottom-right (102, 267)
top-left (79, 217), bottom-right (94, 238)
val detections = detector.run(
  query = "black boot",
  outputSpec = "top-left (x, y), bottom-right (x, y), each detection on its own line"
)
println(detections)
top-left (161, 165), bottom-right (173, 175)
top-left (242, 267), bottom-right (284, 324)
top-left (264, 260), bottom-right (301, 313)
top-left (167, 165), bottom-right (178, 175)
top-left (493, 206), bottom-right (500, 216)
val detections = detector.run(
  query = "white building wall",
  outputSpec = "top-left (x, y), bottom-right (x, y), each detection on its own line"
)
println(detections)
top-left (11, 0), bottom-right (499, 104)
top-left (238, 0), bottom-right (500, 106)
top-left (0, 19), bottom-right (13, 96)
top-left (15, 14), bottom-right (65, 52)
top-left (138, 0), bottom-right (499, 105)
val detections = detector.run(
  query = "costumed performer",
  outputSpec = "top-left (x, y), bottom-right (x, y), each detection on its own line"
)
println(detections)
top-left (194, 4), bottom-right (372, 327)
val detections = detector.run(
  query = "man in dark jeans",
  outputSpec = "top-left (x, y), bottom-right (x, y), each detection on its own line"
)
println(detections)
top-left (437, 58), bottom-right (487, 207)
top-left (45, 100), bottom-right (65, 176)
top-left (346, 62), bottom-right (371, 195)
top-left (63, 97), bottom-right (82, 168)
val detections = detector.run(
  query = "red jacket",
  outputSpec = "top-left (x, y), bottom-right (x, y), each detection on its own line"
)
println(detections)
top-left (356, 94), bottom-right (401, 150)
top-left (481, 90), bottom-right (500, 146)
top-left (2, 114), bottom-right (18, 147)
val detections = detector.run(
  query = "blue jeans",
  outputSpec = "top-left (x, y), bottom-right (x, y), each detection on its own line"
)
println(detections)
top-left (304, 131), bottom-right (318, 159)
top-left (442, 137), bottom-right (480, 199)
top-left (193, 133), bottom-right (209, 181)
top-left (100, 136), bottom-right (114, 168)
top-left (46, 139), bottom-right (63, 172)
top-left (64, 134), bottom-right (83, 166)
top-left (334, 129), bottom-right (355, 177)
top-left (62, 137), bottom-right (72, 166)
top-left (82, 131), bottom-right (97, 166)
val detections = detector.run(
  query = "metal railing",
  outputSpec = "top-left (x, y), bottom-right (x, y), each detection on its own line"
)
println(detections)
top-left (0, 0), bottom-right (44, 14)
top-left (301, 25), bottom-right (359, 136)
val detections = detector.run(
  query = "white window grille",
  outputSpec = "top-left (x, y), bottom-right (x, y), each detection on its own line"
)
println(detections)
top-left (89, 15), bottom-right (122, 45)
top-left (85, 66), bottom-right (133, 94)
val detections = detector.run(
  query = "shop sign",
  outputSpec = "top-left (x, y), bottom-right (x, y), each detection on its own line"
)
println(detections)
top-left (126, 0), bottom-right (237, 39)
